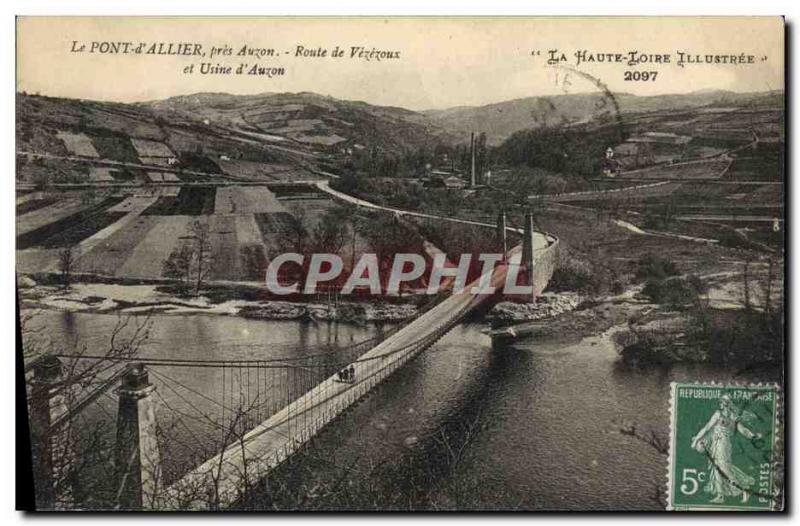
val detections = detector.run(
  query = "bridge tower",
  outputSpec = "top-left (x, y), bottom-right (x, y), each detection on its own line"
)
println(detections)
top-left (29, 355), bottom-right (70, 509)
top-left (496, 211), bottom-right (508, 259)
top-left (115, 364), bottom-right (160, 509)
top-left (521, 211), bottom-right (537, 297)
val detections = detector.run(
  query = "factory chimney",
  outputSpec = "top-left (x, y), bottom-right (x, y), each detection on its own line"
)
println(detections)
top-left (470, 132), bottom-right (476, 187)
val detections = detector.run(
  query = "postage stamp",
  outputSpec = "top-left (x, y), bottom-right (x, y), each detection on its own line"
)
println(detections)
top-left (667, 383), bottom-right (781, 511)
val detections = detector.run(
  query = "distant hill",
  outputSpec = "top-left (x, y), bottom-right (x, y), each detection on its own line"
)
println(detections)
top-left (15, 88), bottom-right (784, 180)
top-left (425, 90), bottom-right (784, 145)
top-left (15, 90), bottom-right (463, 185)
top-left (142, 91), bottom-right (459, 153)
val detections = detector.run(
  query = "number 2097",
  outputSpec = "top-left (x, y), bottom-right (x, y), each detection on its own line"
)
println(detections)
top-left (624, 71), bottom-right (658, 81)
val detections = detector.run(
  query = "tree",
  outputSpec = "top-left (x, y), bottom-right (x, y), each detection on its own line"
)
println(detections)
top-left (311, 208), bottom-right (351, 255)
top-left (58, 248), bottom-right (74, 289)
top-left (275, 209), bottom-right (309, 257)
top-left (31, 170), bottom-right (51, 191)
top-left (162, 243), bottom-right (193, 292)
top-left (162, 220), bottom-right (214, 296)
top-left (79, 186), bottom-right (98, 206)
top-left (189, 221), bottom-right (213, 296)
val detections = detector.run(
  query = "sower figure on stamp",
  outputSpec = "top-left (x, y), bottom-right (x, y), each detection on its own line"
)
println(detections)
top-left (690, 395), bottom-right (762, 504)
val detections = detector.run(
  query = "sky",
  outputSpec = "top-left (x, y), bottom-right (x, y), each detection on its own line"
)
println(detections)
top-left (16, 17), bottom-right (784, 111)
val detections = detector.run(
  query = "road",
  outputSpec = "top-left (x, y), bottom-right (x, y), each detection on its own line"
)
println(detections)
top-left (676, 215), bottom-right (783, 223)
top-left (16, 151), bottom-right (327, 187)
top-left (317, 181), bottom-right (551, 250)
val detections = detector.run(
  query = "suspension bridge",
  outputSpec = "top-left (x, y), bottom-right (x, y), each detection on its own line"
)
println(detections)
top-left (25, 201), bottom-right (558, 510)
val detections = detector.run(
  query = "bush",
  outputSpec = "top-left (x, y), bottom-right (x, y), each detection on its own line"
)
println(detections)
top-left (686, 305), bottom-right (784, 366)
top-left (642, 275), bottom-right (705, 308)
top-left (715, 229), bottom-right (753, 250)
top-left (548, 257), bottom-right (596, 293)
top-left (635, 253), bottom-right (679, 282)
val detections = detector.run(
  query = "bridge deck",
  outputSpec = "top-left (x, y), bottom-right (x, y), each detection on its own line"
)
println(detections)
top-left (163, 251), bottom-right (524, 508)
top-left (163, 219), bottom-right (556, 509)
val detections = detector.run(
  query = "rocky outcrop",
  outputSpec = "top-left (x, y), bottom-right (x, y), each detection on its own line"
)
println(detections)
top-left (488, 292), bottom-right (581, 322)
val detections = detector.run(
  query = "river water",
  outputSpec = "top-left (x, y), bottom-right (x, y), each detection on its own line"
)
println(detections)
top-left (28, 310), bottom-right (779, 510)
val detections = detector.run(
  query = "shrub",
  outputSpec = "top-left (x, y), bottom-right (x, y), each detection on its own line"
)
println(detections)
top-left (642, 275), bottom-right (705, 308)
top-left (642, 278), bottom-right (697, 307)
top-left (635, 253), bottom-right (679, 282)
top-left (686, 305), bottom-right (784, 366)
top-left (548, 257), bottom-right (596, 293)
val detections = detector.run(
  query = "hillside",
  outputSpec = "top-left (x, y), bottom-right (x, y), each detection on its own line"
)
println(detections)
top-left (142, 91), bottom-right (459, 153)
top-left (15, 89), bottom-right (783, 186)
top-left (425, 90), bottom-right (784, 145)
top-left (15, 93), bottom-right (324, 184)
top-left (15, 91), bottom-right (463, 186)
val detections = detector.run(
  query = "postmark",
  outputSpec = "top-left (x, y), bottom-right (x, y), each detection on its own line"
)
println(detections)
top-left (667, 382), bottom-right (781, 511)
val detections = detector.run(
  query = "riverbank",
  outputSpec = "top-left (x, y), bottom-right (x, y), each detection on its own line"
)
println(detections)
top-left (17, 281), bottom-right (420, 323)
top-left (493, 269), bottom-right (783, 371)
top-left (487, 292), bottom-right (582, 323)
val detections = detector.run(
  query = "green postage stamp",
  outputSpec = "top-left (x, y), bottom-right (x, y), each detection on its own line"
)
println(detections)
top-left (668, 383), bottom-right (781, 511)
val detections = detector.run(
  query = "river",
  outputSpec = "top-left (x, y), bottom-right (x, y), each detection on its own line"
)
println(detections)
top-left (27, 309), bottom-right (779, 510)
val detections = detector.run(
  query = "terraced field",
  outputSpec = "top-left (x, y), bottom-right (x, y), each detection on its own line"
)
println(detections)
top-left (254, 212), bottom-right (300, 235)
top-left (142, 186), bottom-right (217, 216)
top-left (117, 215), bottom-right (193, 278)
top-left (235, 214), bottom-right (269, 280)
top-left (619, 159), bottom-right (731, 180)
top-left (16, 183), bottom-right (419, 284)
top-left (17, 196), bottom-right (91, 236)
top-left (16, 196), bottom-right (127, 249)
top-left (16, 185), bottom-right (291, 284)
top-left (74, 215), bottom-right (160, 276)
top-left (214, 186), bottom-right (287, 214)
top-left (16, 196), bottom-right (58, 215)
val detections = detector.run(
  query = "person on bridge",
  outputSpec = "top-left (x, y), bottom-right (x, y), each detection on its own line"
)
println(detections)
top-left (348, 364), bottom-right (355, 381)
top-left (338, 366), bottom-right (353, 383)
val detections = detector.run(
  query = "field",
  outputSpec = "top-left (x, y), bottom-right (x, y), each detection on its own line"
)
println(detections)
top-left (88, 167), bottom-right (114, 182)
top-left (15, 185), bottom-right (306, 284)
top-left (17, 195), bottom-right (122, 242)
top-left (15, 93), bottom-right (336, 193)
top-left (215, 159), bottom-right (311, 182)
top-left (130, 138), bottom-right (175, 159)
top-left (618, 159), bottom-right (731, 180)
top-left (214, 186), bottom-right (287, 214)
top-left (56, 131), bottom-right (99, 158)
top-left (15, 91), bottom-right (784, 296)
top-left (74, 215), bottom-right (160, 276)
top-left (235, 214), bottom-right (269, 281)
top-left (34, 211), bottom-right (128, 249)
top-left (142, 186), bottom-right (217, 216)
top-left (16, 196), bottom-right (58, 215)
top-left (116, 216), bottom-right (192, 278)
top-left (207, 215), bottom-right (242, 280)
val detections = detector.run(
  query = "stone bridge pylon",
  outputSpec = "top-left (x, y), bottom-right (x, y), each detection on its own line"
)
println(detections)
top-left (520, 210), bottom-right (544, 302)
